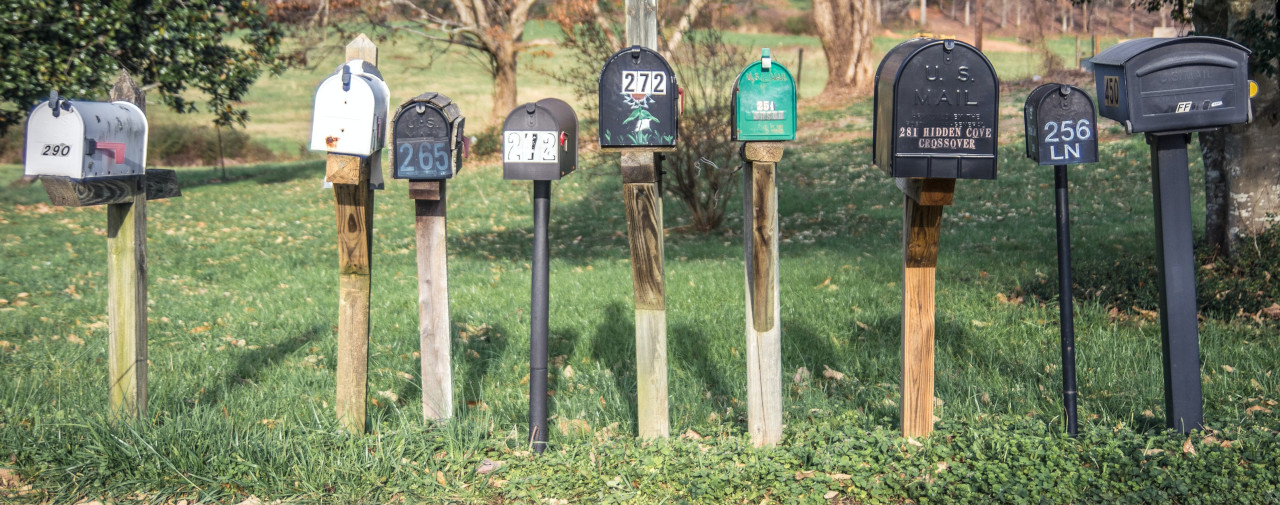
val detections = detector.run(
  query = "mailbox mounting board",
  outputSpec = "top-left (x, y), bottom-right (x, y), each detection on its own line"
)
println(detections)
top-left (502, 98), bottom-right (578, 181)
top-left (732, 53), bottom-right (797, 141)
top-left (1023, 84), bottom-right (1099, 166)
top-left (392, 92), bottom-right (464, 180)
top-left (873, 38), bottom-right (999, 179)
top-left (1090, 36), bottom-right (1251, 134)
top-left (24, 99), bottom-right (148, 180)
top-left (598, 46), bottom-right (679, 149)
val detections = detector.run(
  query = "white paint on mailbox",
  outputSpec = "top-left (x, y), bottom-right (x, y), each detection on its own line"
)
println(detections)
top-left (309, 59), bottom-right (391, 157)
top-left (24, 99), bottom-right (148, 180)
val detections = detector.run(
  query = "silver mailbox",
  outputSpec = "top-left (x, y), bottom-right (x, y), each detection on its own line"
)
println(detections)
top-left (309, 59), bottom-right (391, 157)
top-left (24, 93), bottom-right (148, 180)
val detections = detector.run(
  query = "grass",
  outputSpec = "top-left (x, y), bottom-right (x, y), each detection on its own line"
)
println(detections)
top-left (2, 28), bottom-right (1279, 504)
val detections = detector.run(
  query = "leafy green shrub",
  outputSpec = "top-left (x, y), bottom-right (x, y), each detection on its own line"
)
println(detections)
top-left (470, 125), bottom-right (502, 158)
top-left (147, 124), bottom-right (275, 167)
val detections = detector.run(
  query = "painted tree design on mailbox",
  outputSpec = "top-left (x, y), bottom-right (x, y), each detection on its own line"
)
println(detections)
top-left (598, 46), bottom-right (679, 148)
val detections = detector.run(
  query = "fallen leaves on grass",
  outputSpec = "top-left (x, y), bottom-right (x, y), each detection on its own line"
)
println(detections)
top-left (822, 365), bottom-right (844, 381)
top-left (476, 459), bottom-right (503, 475)
top-left (1263, 303), bottom-right (1280, 320)
top-left (794, 367), bottom-right (811, 384)
top-left (1183, 437), bottom-right (1197, 456)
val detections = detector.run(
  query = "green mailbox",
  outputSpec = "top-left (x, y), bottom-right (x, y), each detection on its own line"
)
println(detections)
top-left (733, 48), bottom-right (797, 141)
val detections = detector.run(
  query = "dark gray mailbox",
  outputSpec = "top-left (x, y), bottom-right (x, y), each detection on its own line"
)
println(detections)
top-left (598, 46), bottom-right (679, 149)
top-left (1091, 36), bottom-right (1252, 134)
top-left (1024, 84), bottom-right (1099, 166)
top-left (391, 92), bottom-right (465, 180)
top-left (502, 98), bottom-right (578, 181)
top-left (873, 38), bottom-right (999, 179)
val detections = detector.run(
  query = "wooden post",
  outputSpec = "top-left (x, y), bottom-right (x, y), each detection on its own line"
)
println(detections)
top-left (974, 0), bottom-right (984, 51)
top-left (332, 34), bottom-right (378, 434)
top-left (106, 72), bottom-right (148, 422)
top-left (622, 153), bottom-right (669, 439)
top-left (621, 0), bottom-right (669, 439)
top-left (898, 178), bottom-right (954, 439)
top-left (743, 143), bottom-right (783, 447)
top-left (412, 180), bottom-right (452, 421)
top-left (795, 48), bottom-right (804, 100)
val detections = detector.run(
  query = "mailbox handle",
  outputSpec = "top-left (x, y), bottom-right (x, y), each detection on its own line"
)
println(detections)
top-left (95, 142), bottom-right (127, 164)
top-left (1134, 53), bottom-right (1238, 77)
top-left (461, 135), bottom-right (471, 159)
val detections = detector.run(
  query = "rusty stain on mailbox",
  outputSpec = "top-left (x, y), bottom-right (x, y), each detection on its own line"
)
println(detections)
top-left (873, 38), bottom-right (999, 179)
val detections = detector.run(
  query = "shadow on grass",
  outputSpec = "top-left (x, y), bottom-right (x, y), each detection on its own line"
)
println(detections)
top-left (590, 302), bottom-right (639, 435)
top-left (188, 324), bottom-right (326, 411)
top-left (169, 160), bottom-right (324, 191)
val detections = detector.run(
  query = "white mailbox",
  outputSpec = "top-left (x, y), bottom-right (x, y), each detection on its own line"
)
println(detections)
top-left (24, 93), bottom-right (148, 180)
top-left (309, 59), bottom-right (391, 157)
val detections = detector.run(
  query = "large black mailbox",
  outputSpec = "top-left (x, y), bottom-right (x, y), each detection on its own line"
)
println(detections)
top-left (598, 46), bottom-right (679, 149)
top-left (1091, 36), bottom-right (1252, 134)
top-left (873, 38), bottom-right (999, 179)
top-left (391, 92), bottom-right (465, 180)
top-left (1024, 84), bottom-right (1099, 166)
top-left (502, 98), bottom-right (578, 181)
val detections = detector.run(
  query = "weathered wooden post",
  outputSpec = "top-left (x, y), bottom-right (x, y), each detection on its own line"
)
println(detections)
top-left (1024, 83), bottom-right (1101, 436)
top-left (1090, 36), bottom-right (1255, 433)
top-left (390, 93), bottom-right (468, 421)
top-left (309, 34), bottom-right (390, 433)
top-left (502, 98), bottom-right (579, 452)
top-left (732, 48), bottom-right (797, 447)
top-left (23, 74), bottom-right (181, 421)
top-left (873, 38), bottom-right (999, 438)
top-left (598, 0), bottom-right (679, 439)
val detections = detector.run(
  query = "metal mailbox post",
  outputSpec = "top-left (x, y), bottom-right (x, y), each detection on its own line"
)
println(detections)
top-left (732, 48), bottom-right (796, 447)
top-left (22, 76), bottom-right (181, 421)
top-left (502, 98), bottom-right (579, 453)
top-left (598, 6), bottom-right (681, 440)
top-left (1090, 36), bottom-right (1254, 433)
top-left (308, 35), bottom-right (387, 434)
top-left (872, 38), bottom-right (999, 438)
top-left (390, 92), bottom-right (467, 422)
top-left (1023, 83), bottom-right (1101, 436)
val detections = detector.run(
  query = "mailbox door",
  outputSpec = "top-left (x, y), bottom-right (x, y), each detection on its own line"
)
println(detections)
top-left (888, 40), bottom-right (999, 179)
top-left (598, 46), bottom-right (679, 148)
top-left (1024, 84), bottom-right (1099, 166)
top-left (733, 60), bottom-right (797, 141)
top-left (24, 100), bottom-right (86, 178)
top-left (392, 102), bottom-right (453, 180)
top-left (312, 75), bottom-right (381, 155)
top-left (537, 98), bottom-right (578, 178)
top-left (504, 103), bottom-right (568, 181)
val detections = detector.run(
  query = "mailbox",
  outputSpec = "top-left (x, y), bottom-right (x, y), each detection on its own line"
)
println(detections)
top-left (310, 59), bottom-right (391, 156)
top-left (23, 92), bottom-right (148, 180)
top-left (873, 38), bottom-right (999, 179)
top-left (732, 48), bottom-right (797, 141)
top-left (1023, 84), bottom-right (1099, 166)
top-left (502, 98), bottom-right (578, 181)
top-left (391, 92), bottom-right (465, 180)
top-left (598, 46), bottom-right (679, 149)
top-left (1090, 36), bottom-right (1251, 134)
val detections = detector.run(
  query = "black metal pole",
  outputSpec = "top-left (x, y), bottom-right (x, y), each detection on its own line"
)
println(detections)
top-left (1147, 133), bottom-right (1204, 434)
top-left (1054, 164), bottom-right (1079, 436)
top-left (530, 180), bottom-right (550, 453)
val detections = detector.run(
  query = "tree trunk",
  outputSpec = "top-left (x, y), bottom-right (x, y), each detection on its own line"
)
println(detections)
top-left (920, 0), bottom-right (927, 26)
top-left (813, 0), bottom-right (876, 97)
top-left (1000, 0), bottom-right (1007, 28)
top-left (491, 42), bottom-right (518, 123)
top-left (1193, 0), bottom-right (1280, 259)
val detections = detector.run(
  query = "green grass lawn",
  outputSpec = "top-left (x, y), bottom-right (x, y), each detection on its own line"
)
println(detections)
top-left (2, 27), bottom-right (1279, 505)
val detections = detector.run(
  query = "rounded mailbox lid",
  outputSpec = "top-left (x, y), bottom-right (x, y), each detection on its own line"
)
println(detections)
top-left (24, 96), bottom-right (148, 179)
top-left (391, 92), bottom-right (464, 180)
top-left (1023, 83), bottom-right (1099, 166)
top-left (597, 46), bottom-right (679, 149)
top-left (873, 38), bottom-right (1000, 179)
top-left (733, 48), bottom-right (797, 142)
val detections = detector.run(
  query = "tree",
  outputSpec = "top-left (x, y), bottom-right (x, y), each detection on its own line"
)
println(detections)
top-left (1110, 0), bottom-right (1278, 259)
top-left (0, 0), bottom-right (288, 134)
top-left (383, 0), bottom-right (540, 122)
top-left (813, 0), bottom-right (878, 97)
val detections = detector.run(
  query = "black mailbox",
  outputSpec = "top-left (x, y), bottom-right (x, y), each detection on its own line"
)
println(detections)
top-left (1024, 84), bottom-right (1099, 166)
top-left (391, 92), bottom-right (465, 180)
top-left (598, 46), bottom-right (679, 149)
top-left (873, 38), bottom-right (999, 179)
top-left (1090, 36), bottom-right (1251, 134)
top-left (502, 98), bottom-right (578, 181)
